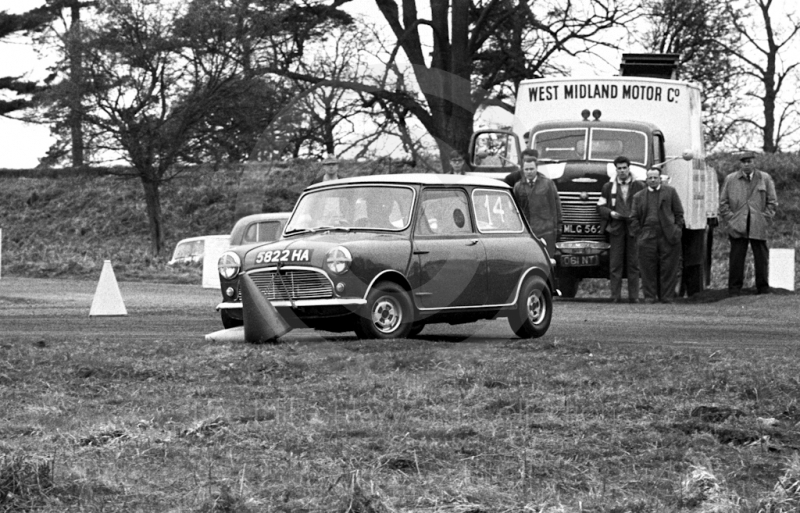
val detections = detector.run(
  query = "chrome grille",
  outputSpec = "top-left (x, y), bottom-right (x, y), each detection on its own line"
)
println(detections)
top-left (559, 191), bottom-right (605, 242)
top-left (240, 269), bottom-right (333, 301)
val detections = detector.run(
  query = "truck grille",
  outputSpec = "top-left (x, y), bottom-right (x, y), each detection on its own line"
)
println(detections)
top-left (559, 191), bottom-right (605, 242)
top-left (240, 269), bottom-right (333, 301)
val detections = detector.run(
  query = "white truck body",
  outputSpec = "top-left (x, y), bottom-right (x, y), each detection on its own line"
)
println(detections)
top-left (508, 76), bottom-right (717, 229)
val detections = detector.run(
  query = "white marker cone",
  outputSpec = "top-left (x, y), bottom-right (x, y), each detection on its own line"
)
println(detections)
top-left (204, 326), bottom-right (245, 343)
top-left (89, 260), bottom-right (127, 316)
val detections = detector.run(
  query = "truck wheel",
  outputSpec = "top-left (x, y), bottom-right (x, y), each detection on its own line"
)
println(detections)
top-left (508, 276), bottom-right (552, 338)
top-left (557, 273), bottom-right (580, 298)
top-left (355, 282), bottom-right (413, 339)
top-left (221, 309), bottom-right (243, 329)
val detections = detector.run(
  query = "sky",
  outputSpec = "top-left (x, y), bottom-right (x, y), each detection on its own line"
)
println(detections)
top-left (2, 1), bottom-right (794, 167)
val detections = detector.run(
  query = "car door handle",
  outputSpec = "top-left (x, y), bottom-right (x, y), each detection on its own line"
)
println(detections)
top-left (413, 248), bottom-right (430, 255)
top-left (467, 239), bottom-right (479, 246)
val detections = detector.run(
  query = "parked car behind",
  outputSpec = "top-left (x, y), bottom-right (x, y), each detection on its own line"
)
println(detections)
top-left (168, 235), bottom-right (229, 266)
top-left (229, 212), bottom-right (291, 247)
top-left (216, 174), bottom-right (556, 338)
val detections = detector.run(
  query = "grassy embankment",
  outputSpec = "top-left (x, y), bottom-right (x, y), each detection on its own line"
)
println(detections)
top-left (0, 153), bottom-right (797, 291)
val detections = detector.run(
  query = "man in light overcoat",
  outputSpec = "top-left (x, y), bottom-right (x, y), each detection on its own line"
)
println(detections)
top-left (719, 151), bottom-right (778, 295)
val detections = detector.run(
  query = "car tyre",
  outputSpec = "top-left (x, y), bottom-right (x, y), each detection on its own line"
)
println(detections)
top-left (508, 276), bottom-right (552, 338)
top-left (355, 282), bottom-right (413, 339)
top-left (221, 309), bottom-right (243, 330)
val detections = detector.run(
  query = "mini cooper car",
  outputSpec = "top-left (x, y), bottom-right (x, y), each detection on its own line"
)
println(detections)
top-left (216, 174), bottom-right (556, 339)
top-left (229, 212), bottom-right (291, 247)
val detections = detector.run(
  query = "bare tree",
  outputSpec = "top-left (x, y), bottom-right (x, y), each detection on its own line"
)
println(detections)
top-left (720, 0), bottom-right (800, 153)
top-left (274, 0), bottom-right (637, 169)
top-left (640, 0), bottom-right (745, 149)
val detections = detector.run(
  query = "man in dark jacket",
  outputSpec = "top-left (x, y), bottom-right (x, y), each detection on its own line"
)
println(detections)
top-left (630, 169), bottom-right (685, 303)
top-left (597, 156), bottom-right (646, 302)
top-left (719, 151), bottom-right (778, 295)
top-left (513, 149), bottom-right (562, 251)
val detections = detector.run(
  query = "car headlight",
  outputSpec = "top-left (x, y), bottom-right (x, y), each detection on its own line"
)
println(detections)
top-left (218, 251), bottom-right (241, 280)
top-left (325, 246), bottom-right (352, 275)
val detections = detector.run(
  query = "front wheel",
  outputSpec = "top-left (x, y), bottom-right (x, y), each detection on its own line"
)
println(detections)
top-left (355, 282), bottom-right (413, 339)
top-left (508, 276), bottom-right (552, 338)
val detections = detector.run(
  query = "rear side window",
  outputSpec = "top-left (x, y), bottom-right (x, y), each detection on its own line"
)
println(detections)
top-left (415, 189), bottom-right (472, 236)
top-left (472, 189), bottom-right (524, 233)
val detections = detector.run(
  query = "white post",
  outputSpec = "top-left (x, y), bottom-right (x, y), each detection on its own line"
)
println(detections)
top-left (769, 248), bottom-right (795, 291)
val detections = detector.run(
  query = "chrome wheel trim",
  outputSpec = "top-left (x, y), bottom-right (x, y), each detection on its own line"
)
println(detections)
top-left (372, 295), bottom-right (402, 334)
top-left (526, 289), bottom-right (546, 325)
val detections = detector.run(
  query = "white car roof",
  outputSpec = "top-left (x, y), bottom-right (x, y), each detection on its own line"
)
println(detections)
top-left (306, 173), bottom-right (511, 189)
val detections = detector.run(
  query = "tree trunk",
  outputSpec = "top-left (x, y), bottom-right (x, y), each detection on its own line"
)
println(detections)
top-left (68, 2), bottom-right (84, 167)
top-left (140, 177), bottom-right (164, 256)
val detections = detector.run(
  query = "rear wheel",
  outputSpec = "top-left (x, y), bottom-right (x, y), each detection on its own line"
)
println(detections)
top-left (221, 309), bottom-right (243, 329)
top-left (508, 276), bottom-right (552, 338)
top-left (355, 282), bottom-right (413, 339)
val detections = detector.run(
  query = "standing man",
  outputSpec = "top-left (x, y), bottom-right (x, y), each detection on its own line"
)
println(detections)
top-left (630, 169), bottom-right (685, 303)
top-left (719, 151), bottom-right (778, 295)
top-left (310, 156), bottom-right (340, 185)
top-left (513, 148), bottom-right (562, 251)
top-left (597, 156), bottom-right (646, 303)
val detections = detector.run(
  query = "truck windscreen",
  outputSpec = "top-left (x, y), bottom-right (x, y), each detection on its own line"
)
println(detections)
top-left (532, 128), bottom-right (587, 161)
top-left (532, 127), bottom-right (648, 166)
top-left (588, 129), bottom-right (647, 165)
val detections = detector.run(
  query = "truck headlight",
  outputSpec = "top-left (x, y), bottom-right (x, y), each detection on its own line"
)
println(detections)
top-left (218, 252), bottom-right (241, 280)
top-left (325, 246), bottom-right (352, 275)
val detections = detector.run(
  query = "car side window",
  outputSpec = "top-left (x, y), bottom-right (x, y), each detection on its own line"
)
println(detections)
top-left (472, 189), bottom-right (524, 233)
top-left (415, 189), bottom-right (472, 236)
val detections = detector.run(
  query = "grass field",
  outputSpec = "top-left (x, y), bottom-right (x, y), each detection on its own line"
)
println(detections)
top-left (3, 320), bottom-right (800, 512)
top-left (1, 154), bottom-right (799, 511)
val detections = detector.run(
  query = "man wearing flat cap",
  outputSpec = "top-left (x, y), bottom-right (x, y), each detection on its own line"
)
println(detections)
top-left (311, 156), bottom-right (341, 185)
top-left (719, 151), bottom-right (778, 295)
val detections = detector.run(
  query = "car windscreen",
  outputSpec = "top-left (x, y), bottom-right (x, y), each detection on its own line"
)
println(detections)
top-left (285, 185), bottom-right (414, 233)
top-left (172, 240), bottom-right (203, 259)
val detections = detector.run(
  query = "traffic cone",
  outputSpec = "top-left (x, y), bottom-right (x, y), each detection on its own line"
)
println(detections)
top-left (89, 260), bottom-right (127, 316)
top-left (241, 274), bottom-right (292, 343)
top-left (205, 326), bottom-right (245, 343)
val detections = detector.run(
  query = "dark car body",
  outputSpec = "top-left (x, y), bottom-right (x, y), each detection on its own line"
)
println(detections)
top-left (216, 174), bottom-right (556, 339)
top-left (229, 212), bottom-right (291, 247)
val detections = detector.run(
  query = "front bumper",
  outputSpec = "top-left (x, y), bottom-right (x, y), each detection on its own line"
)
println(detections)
top-left (217, 298), bottom-right (367, 310)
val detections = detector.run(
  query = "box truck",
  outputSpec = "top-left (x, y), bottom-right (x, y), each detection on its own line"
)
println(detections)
top-left (469, 54), bottom-right (719, 297)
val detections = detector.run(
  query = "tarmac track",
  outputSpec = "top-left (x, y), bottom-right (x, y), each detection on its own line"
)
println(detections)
top-left (1, 277), bottom-right (797, 351)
